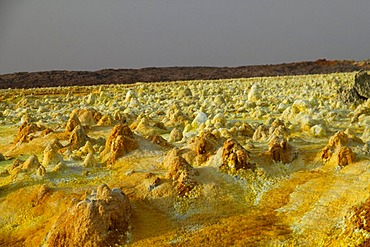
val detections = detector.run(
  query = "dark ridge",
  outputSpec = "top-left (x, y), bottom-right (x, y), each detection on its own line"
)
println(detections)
top-left (1, 59), bottom-right (370, 89)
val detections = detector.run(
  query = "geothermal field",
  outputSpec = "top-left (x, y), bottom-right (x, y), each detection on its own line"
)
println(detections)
top-left (1, 70), bottom-right (370, 246)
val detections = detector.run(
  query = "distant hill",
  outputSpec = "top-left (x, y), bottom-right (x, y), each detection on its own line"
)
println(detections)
top-left (0, 59), bottom-right (369, 89)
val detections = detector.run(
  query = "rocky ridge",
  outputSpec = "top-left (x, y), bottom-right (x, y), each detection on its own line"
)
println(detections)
top-left (1, 59), bottom-right (369, 89)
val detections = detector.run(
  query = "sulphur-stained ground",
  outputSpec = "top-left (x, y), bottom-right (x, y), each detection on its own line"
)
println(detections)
top-left (1, 72), bottom-right (370, 246)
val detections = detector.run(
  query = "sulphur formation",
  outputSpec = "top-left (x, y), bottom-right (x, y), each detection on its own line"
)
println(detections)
top-left (44, 184), bottom-right (131, 247)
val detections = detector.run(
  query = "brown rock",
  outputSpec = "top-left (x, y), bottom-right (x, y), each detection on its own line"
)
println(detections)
top-left (341, 196), bottom-right (370, 247)
top-left (164, 148), bottom-right (198, 196)
top-left (220, 139), bottom-right (254, 171)
top-left (269, 119), bottom-right (288, 137)
top-left (337, 146), bottom-right (355, 167)
top-left (321, 131), bottom-right (348, 162)
top-left (348, 197), bottom-right (370, 232)
top-left (354, 70), bottom-right (370, 99)
top-left (195, 132), bottom-right (218, 155)
top-left (1, 60), bottom-right (369, 90)
top-left (78, 110), bottom-right (97, 126)
top-left (338, 71), bottom-right (370, 104)
top-left (105, 123), bottom-right (135, 148)
top-left (271, 118), bottom-right (285, 129)
top-left (14, 121), bottom-right (44, 144)
top-left (327, 131), bottom-right (349, 149)
top-left (321, 146), bottom-right (332, 162)
top-left (45, 184), bottom-right (131, 247)
top-left (65, 112), bottom-right (81, 134)
top-left (108, 135), bottom-right (137, 164)
top-left (266, 135), bottom-right (298, 164)
top-left (100, 123), bottom-right (138, 165)
top-left (322, 131), bottom-right (356, 167)
top-left (177, 172), bottom-right (197, 197)
top-left (165, 149), bottom-right (197, 180)
top-left (188, 131), bottom-right (222, 165)
top-left (68, 125), bottom-right (89, 150)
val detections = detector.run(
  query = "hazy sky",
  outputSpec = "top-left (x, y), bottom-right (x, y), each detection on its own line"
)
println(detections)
top-left (0, 0), bottom-right (369, 74)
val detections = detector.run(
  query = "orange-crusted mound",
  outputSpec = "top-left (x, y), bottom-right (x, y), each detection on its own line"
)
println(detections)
top-left (14, 121), bottom-right (45, 144)
top-left (100, 123), bottom-right (139, 165)
top-left (220, 138), bottom-right (255, 171)
top-left (266, 135), bottom-right (298, 164)
top-left (45, 184), bottom-right (131, 247)
top-left (164, 148), bottom-right (198, 196)
top-left (322, 131), bottom-right (356, 167)
top-left (187, 131), bottom-right (223, 165)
